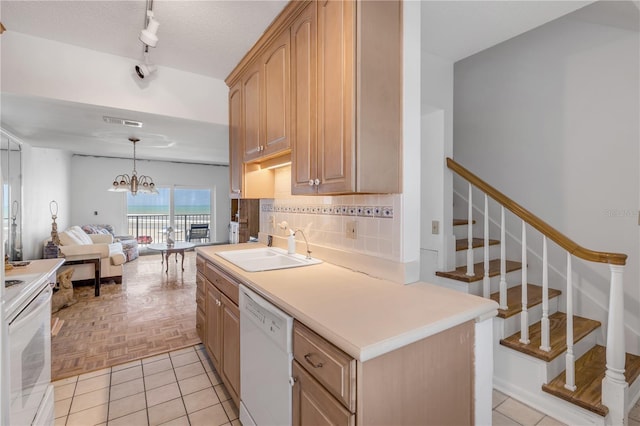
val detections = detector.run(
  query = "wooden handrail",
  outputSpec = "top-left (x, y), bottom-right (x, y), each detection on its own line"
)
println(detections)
top-left (447, 157), bottom-right (627, 266)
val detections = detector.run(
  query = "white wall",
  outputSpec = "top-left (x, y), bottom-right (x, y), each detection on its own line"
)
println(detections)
top-left (453, 1), bottom-right (640, 351)
top-left (21, 145), bottom-right (72, 260)
top-left (1, 32), bottom-right (228, 125)
top-left (70, 156), bottom-right (230, 243)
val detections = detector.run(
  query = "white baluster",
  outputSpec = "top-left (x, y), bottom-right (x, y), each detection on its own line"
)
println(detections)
top-left (601, 264), bottom-right (627, 426)
top-left (499, 206), bottom-right (507, 310)
top-left (564, 253), bottom-right (576, 391)
top-left (540, 236), bottom-right (550, 352)
top-left (519, 221), bottom-right (530, 344)
top-left (483, 194), bottom-right (490, 298)
top-left (466, 183), bottom-right (474, 276)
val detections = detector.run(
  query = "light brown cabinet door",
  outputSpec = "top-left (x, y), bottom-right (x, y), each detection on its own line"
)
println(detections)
top-left (316, 0), bottom-right (355, 194)
top-left (229, 81), bottom-right (243, 197)
top-left (221, 294), bottom-right (240, 406)
top-left (262, 29), bottom-right (291, 158)
top-left (243, 62), bottom-right (262, 162)
top-left (292, 361), bottom-right (354, 426)
top-left (205, 282), bottom-right (222, 369)
top-left (291, 2), bottom-right (317, 195)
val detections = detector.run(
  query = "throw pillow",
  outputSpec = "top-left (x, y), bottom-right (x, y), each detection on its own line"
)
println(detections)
top-left (60, 226), bottom-right (93, 246)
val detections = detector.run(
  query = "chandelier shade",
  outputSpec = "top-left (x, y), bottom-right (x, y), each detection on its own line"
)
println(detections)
top-left (109, 138), bottom-right (158, 196)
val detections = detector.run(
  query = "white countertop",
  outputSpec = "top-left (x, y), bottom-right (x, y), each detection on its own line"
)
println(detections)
top-left (197, 244), bottom-right (498, 362)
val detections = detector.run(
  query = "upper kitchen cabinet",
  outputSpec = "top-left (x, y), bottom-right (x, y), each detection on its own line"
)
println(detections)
top-left (228, 80), bottom-right (243, 197)
top-left (293, 0), bottom-right (402, 195)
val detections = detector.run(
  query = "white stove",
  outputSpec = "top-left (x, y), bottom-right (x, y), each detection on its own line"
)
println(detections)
top-left (3, 271), bottom-right (49, 322)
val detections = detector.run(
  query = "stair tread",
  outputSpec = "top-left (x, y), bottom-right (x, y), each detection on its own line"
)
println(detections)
top-left (436, 259), bottom-right (522, 283)
top-left (491, 284), bottom-right (562, 319)
top-left (500, 312), bottom-right (601, 362)
top-left (453, 219), bottom-right (476, 226)
top-left (542, 345), bottom-right (640, 417)
top-left (455, 237), bottom-right (500, 251)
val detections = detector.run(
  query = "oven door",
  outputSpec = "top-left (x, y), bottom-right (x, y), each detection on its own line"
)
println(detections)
top-left (9, 285), bottom-right (52, 426)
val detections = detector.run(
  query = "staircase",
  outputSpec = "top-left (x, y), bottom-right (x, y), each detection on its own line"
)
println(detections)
top-left (436, 158), bottom-right (640, 425)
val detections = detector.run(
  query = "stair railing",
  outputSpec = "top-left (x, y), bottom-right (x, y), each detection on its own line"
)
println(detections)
top-left (447, 157), bottom-right (629, 423)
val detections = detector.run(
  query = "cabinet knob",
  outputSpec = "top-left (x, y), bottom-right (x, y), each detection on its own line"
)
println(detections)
top-left (314, 179), bottom-right (320, 186)
top-left (308, 180), bottom-right (314, 186)
top-left (216, 299), bottom-right (221, 307)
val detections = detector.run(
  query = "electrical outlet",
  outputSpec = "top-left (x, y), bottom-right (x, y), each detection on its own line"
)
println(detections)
top-left (346, 221), bottom-right (357, 239)
top-left (432, 220), bottom-right (439, 235)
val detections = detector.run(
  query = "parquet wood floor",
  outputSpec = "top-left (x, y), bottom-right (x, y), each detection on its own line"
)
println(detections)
top-left (51, 252), bottom-right (200, 381)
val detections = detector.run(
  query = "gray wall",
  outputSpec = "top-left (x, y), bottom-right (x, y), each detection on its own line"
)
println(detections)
top-left (453, 1), bottom-right (640, 351)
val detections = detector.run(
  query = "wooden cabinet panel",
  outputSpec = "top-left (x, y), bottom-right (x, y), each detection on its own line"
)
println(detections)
top-left (196, 307), bottom-right (205, 342)
top-left (221, 293), bottom-right (240, 405)
top-left (229, 81), bottom-right (243, 197)
top-left (316, 0), bottom-right (354, 194)
top-left (262, 29), bottom-right (290, 157)
top-left (205, 282), bottom-right (222, 369)
top-left (291, 2), bottom-right (317, 195)
top-left (293, 321), bottom-right (356, 411)
top-left (243, 63), bottom-right (262, 162)
top-left (292, 361), bottom-right (355, 426)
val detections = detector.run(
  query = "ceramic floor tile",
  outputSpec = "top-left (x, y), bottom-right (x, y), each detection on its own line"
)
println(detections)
top-left (54, 382), bottom-right (76, 401)
top-left (74, 373), bottom-right (111, 395)
top-left (148, 397), bottom-right (187, 426)
top-left (630, 418), bottom-right (640, 426)
top-left (110, 377), bottom-right (145, 401)
top-left (145, 369), bottom-right (177, 391)
top-left (143, 358), bottom-right (174, 376)
top-left (214, 384), bottom-right (231, 402)
top-left (54, 376), bottom-right (78, 387)
top-left (493, 390), bottom-right (509, 409)
top-left (182, 387), bottom-right (219, 414)
top-left (107, 408), bottom-right (149, 426)
top-left (54, 416), bottom-right (67, 426)
top-left (536, 416), bottom-right (567, 426)
top-left (170, 351), bottom-right (200, 368)
top-left (230, 419), bottom-right (241, 426)
top-left (66, 403), bottom-right (108, 426)
top-left (159, 415), bottom-right (190, 426)
top-left (188, 403), bottom-right (229, 426)
top-left (493, 410), bottom-right (521, 426)
top-left (54, 397), bottom-right (72, 419)
top-left (142, 352), bottom-right (170, 365)
top-left (174, 361), bottom-right (205, 381)
top-left (206, 369), bottom-right (222, 386)
top-left (112, 359), bottom-right (142, 372)
top-left (496, 398), bottom-right (545, 426)
top-left (630, 402), bottom-right (640, 421)
top-left (78, 367), bottom-right (111, 381)
top-left (70, 387), bottom-right (110, 414)
top-left (221, 400), bottom-right (239, 421)
top-left (111, 365), bottom-right (143, 386)
top-left (108, 391), bottom-right (147, 420)
top-left (146, 382), bottom-right (181, 407)
top-left (178, 373), bottom-right (211, 396)
top-left (169, 347), bottom-right (195, 357)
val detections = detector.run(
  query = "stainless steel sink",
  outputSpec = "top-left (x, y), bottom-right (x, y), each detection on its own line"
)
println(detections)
top-left (216, 247), bottom-right (322, 272)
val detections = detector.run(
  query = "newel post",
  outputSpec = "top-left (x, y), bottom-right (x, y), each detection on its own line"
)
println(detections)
top-left (602, 264), bottom-right (628, 425)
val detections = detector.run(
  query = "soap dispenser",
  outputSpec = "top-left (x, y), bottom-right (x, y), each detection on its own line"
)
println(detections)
top-left (287, 229), bottom-right (296, 254)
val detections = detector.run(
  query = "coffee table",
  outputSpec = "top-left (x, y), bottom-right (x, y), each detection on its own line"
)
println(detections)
top-left (64, 253), bottom-right (101, 296)
top-left (148, 242), bottom-right (195, 273)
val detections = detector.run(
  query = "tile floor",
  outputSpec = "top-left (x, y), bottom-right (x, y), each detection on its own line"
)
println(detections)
top-left (53, 344), bottom-right (239, 426)
top-left (54, 343), bottom-right (640, 426)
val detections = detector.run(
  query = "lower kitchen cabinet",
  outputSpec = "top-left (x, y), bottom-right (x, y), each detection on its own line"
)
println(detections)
top-left (197, 256), bottom-right (241, 407)
top-left (292, 361), bottom-right (355, 426)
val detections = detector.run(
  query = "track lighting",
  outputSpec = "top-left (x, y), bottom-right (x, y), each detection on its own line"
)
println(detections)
top-left (139, 10), bottom-right (159, 48)
top-left (135, 52), bottom-right (157, 79)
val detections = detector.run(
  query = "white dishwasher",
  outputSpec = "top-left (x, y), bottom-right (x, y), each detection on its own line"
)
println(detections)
top-left (239, 285), bottom-right (294, 426)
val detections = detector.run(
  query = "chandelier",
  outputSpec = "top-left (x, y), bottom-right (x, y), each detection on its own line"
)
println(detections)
top-left (109, 137), bottom-right (157, 196)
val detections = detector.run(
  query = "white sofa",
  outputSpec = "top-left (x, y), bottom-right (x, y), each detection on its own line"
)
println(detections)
top-left (47, 226), bottom-right (126, 282)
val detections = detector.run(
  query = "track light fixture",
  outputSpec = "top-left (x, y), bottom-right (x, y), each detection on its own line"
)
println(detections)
top-left (139, 10), bottom-right (159, 48)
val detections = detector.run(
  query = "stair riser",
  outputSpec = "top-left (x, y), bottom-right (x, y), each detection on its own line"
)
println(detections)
top-left (465, 273), bottom-right (527, 297)
top-left (544, 332), bottom-right (599, 382)
top-left (496, 299), bottom-right (560, 338)
top-left (455, 244), bottom-right (501, 267)
top-left (453, 224), bottom-right (487, 240)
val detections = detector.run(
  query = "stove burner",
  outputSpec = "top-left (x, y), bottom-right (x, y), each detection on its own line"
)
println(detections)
top-left (5, 279), bottom-right (24, 288)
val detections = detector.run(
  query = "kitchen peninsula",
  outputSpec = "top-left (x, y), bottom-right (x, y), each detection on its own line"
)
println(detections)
top-left (196, 243), bottom-right (498, 425)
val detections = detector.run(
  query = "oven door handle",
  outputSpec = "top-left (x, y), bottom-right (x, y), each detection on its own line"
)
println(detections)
top-left (10, 286), bottom-right (52, 328)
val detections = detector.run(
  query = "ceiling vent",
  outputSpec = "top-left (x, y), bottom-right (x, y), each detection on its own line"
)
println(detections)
top-left (103, 116), bottom-right (143, 128)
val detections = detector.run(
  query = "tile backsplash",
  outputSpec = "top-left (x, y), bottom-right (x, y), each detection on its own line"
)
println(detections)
top-left (258, 167), bottom-right (402, 262)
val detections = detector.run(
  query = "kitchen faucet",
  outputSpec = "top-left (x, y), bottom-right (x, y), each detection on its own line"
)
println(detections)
top-left (294, 229), bottom-right (312, 259)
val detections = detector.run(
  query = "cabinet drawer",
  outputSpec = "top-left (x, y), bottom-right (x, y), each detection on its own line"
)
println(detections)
top-left (205, 263), bottom-right (239, 305)
top-left (292, 360), bottom-right (354, 426)
top-left (293, 321), bottom-right (356, 411)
